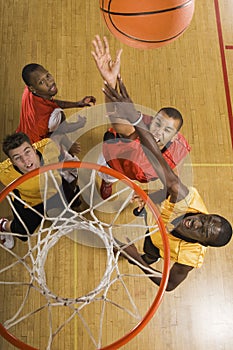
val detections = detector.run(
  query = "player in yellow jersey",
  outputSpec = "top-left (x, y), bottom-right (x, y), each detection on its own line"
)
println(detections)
top-left (103, 77), bottom-right (232, 291)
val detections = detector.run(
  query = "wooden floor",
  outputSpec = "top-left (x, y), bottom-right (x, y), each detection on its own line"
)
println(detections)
top-left (0, 0), bottom-right (233, 349)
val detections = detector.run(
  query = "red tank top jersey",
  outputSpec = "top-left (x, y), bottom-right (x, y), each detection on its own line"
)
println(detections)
top-left (16, 86), bottom-right (59, 143)
top-left (102, 115), bottom-right (191, 183)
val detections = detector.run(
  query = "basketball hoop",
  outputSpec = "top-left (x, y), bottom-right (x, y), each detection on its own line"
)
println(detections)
top-left (0, 161), bottom-right (170, 349)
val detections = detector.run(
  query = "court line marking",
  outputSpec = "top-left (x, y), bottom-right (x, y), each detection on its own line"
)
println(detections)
top-left (214, 0), bottom-right (233, 148)
top-left (74, 241), bottom-right (78, 349)
top-left (184, 163), bottom-right (233, 167)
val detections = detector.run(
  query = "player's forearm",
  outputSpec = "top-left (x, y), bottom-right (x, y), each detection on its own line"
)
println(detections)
top-left (135, 258), bottom-right (163, 287)
top-left (149, 189), bottom-right (168, 203)
top-left (135, 123), bottom-right (188, 201)
top-left (55, 120), bottom-right (85, 134)
top-left (139, 262), bottom-right (189, 292)
top-left (136, 124), bottom-right (177, 186)
top-left (53, 99), bottom-right (79, 109)
top-left (109, 119), bottom-right (136, 137)
top-left (60, 135), bottom-right (72, 150)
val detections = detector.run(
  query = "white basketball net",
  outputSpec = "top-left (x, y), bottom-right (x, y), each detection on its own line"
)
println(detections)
top-left (0, 163), bottom-right (168, 349)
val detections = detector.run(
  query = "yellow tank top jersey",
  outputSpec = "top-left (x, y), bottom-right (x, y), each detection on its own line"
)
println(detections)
top-left (146, 187), bottom-right (208, 268)
top-left (0, 139), bottom-right (61, 207)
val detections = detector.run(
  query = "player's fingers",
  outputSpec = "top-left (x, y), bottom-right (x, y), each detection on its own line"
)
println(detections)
top-left (102, 87), bottom-right (115, 101)
top-left (92, 35), bottom-right (104, 57)
top-left (91, 50), bottom-right (98, 63)
top-left (84, 96), bottom-right (96, 104)
top-left (95, 34), bottom-right (105, 54)
top-left (117, 75), bottom-right (129, 98)
top-left (103, 81), bottom-right (121, 99)
top-left (115, 48), bottom-right (123, 62)
top-left (91, 38), bottom-right (99, 53)
top-left (131, 193), bottom-right (140, 201)
top-left (120, 79), bottom-right (129, 98)
top-left (90, 96), bottom-right (96, 104)
top-left (103, 36), bottom-right (110, 54)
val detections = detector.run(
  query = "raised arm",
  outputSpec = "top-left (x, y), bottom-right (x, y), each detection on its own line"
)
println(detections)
top-left (120, 241), bottom-right (193, 291)
top-left (91, 35), bottom-right (136, 137)
top-left (54, 115), bottom-right (87, 133)
top-left (91, 35), bottom-right (122, 88)
top-left (53, 95), bottom-right (96, 109)
top-left (103, 77), bottom-right (189, 202)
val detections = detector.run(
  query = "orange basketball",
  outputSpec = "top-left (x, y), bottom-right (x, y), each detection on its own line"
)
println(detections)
top-left (100, 0), bottom-right (195, 49)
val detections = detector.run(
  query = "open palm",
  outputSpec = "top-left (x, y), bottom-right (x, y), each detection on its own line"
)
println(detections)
top-left (91, 35), bottom-right (122, 88)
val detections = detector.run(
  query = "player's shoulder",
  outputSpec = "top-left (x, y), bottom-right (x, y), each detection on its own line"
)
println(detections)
top-left (0, 157), bottom-right (13, 172)
top-left (33, 138), bottom-right (51, 150)
top-left (0, 157), bottom-right (17, 186)
top-left (35, 138), bottom-right (60, 162)
top-left (176, 132), bottom-right (191, 148)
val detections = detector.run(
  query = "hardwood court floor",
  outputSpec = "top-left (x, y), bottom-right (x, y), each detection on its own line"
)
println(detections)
top-left (0, 0), bottom-right (233, 349)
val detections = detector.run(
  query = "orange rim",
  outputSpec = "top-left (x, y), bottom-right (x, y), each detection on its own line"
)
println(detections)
top-left (0, 161), bottom-right (170, 349)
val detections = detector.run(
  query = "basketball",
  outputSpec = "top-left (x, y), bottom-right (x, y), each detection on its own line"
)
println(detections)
top-left (100, 0), bottom-right (195, 49)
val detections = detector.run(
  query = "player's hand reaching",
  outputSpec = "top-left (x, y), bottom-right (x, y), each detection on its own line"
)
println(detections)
top-left (120, 238), bottom-right (144, 265)
top-left (76, 96), bottom-right (96, 107)
top-left (103, 75), bottom-right (139, 124)
top-left (92, 35), bottom-right (122, 88)
top-left (131, 192), bottom-right (146, 212)
top-left (69, 141), bottom-right (81, 155)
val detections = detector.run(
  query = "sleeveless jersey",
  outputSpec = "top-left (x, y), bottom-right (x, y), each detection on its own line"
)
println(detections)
top-left (102, 114), bottom-right (191, 182)
top-left (0, 139), bottom-right (61, 207)
top-left (16, 86), bottom-right (59, 143)
top-left (147, 187), bottom-right (208, 268)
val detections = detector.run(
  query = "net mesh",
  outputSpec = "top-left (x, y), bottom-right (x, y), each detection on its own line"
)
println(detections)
top-left (0, 162), bottom-right (169, 349)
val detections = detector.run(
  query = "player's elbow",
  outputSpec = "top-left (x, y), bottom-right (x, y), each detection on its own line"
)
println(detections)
top-left (165, 266), bottom-right (192, 291)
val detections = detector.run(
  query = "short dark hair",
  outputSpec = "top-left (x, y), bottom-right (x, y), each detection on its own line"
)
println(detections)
top-left (22, 63), bottom-right (44, 86)
top-left (208, 215), bottom-right (232, 247)
top-left (2, 132), bottom-right (32, 157)
top-left (158, 107), bottom-right (183, 131)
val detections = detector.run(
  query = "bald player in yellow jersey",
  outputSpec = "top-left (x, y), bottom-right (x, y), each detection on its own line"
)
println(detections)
top-left (103, 77), bottom-right (232, 291)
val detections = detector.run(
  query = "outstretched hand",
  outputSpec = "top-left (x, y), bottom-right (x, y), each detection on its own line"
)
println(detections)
top-left (131, 192), bottom-right (146, 212)
top-left (91, 35), bottom-right (122, 88)
top-left (77, 95), bottom-right (96, 107)
top-left (103, 76), bottom-right (139, 124)
top-left (69, 141), bottom-right (81, 155)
